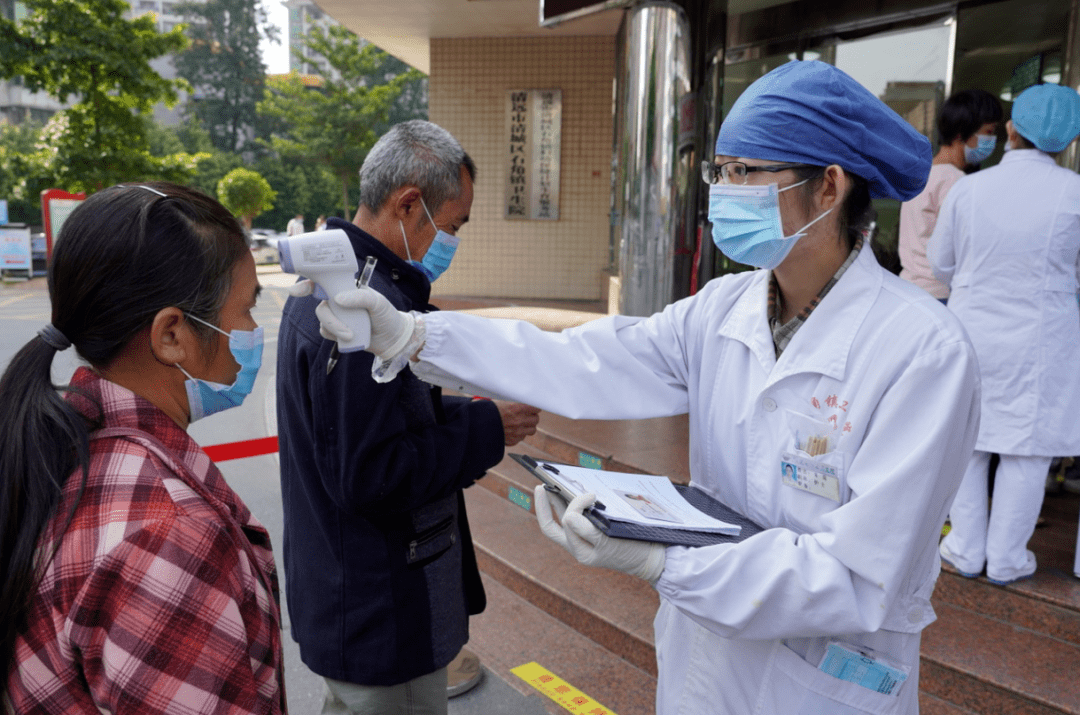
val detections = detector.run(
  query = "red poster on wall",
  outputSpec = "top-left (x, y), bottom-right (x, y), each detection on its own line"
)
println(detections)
top-left (40, 188), bottom-right (87, 260)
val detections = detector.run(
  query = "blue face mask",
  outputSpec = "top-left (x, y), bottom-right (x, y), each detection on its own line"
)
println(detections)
top-left (707, 180), bottom-right (832, 270)
top-left (964, 134), bottom-right (996, 165)
top-left (400, 198), bottom-right (460, 282)
top-left (176, 314), bottom-right (264, 423)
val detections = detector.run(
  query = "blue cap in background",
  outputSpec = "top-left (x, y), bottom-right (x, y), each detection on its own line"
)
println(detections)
top-left (715, 60), bottom-right (932, 201)
top-left (1011, 83), bottom-right (1080, 153)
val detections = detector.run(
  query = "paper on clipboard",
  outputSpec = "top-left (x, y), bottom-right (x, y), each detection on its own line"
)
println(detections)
top-left (532, 460), bottom-right (741, 536)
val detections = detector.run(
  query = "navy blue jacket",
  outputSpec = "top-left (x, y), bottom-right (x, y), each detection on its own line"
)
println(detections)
top-left (276, 218), bottom-right (504, 685)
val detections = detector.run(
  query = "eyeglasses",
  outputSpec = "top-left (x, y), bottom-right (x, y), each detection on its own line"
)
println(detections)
top-left (701, 161), bottom-right (810, 185)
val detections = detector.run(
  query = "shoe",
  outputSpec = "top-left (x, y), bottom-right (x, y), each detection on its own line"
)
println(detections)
top-left (986, 550), bottom-right (1037, 586)
top-left (939, 543), bottom-right (980, 579)
top-left (447, 648), bottom-right (483, 698)
top-left (987, 573), bottom-right (1034, 586)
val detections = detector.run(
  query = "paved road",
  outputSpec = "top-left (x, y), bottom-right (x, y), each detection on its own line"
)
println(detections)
top-left (0, 272), bottom-right (548, 715)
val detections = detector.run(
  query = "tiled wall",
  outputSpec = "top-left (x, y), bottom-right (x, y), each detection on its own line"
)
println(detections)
top-left (428, 36), bottom-right (616, 300)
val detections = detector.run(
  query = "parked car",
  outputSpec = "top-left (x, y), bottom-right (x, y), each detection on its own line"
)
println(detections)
top-left (248, 228), bottom-right (285, 265)
top-left (249, 227), bottom-right (284, 249)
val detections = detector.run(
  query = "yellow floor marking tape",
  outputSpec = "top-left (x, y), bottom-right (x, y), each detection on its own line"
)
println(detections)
top-left (512, 662), bottom-right (619, 715)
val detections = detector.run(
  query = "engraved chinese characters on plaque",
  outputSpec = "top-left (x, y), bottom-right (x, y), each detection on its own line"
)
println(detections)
top-left (505, 89), bottom-right (561, 220)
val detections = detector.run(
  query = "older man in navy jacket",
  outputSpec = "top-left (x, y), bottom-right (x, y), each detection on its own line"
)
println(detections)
top-left (277, 120), bottom-right (539, 714)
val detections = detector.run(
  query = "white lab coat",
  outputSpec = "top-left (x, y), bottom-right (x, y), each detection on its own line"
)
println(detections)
top-left (928, 149), bottom-right (1080, 456)
top-left (416, 247), bottom-right (980, 715)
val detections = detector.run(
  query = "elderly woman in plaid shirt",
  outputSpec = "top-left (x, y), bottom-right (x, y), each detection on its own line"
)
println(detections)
top-left (0, 183), bottom-right (285, 714)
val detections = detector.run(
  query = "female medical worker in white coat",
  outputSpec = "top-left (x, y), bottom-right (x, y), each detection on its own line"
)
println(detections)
top-left (929, 82), bottom-right (1080, 585)
top-left (306, 61), bottom-right (981, 715)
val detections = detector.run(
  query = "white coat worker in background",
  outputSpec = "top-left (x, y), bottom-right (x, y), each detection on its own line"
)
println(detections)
top-left (305, 61), bottom-right (981, 714)
top-left (930, 82), bottom-right (1080, 585)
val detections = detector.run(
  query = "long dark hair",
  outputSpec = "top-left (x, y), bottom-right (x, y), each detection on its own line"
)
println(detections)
top-left (0, 182), bottom-right (247, 691)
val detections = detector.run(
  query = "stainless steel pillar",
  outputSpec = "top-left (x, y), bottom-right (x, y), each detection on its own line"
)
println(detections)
top-left (612, 1), bottom-right (692, 316)
top-left (1060, 0), bottom-right (1080, 170)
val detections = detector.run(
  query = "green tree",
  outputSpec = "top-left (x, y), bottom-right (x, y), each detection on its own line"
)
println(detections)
top-left (143, 117), bottom-right (239, 201)
top-left (217, 167), bottom-right (276, 230)
top-left (253, 154), bottom-right (339, 231)
top-left (369, 52), bottom-right (428, 130)
top-left (0, 122), bottom-right (48, 224)
top-left (258, 26), bottom-right (426, 217)
top-left (0, 0), bottom-right (196, 191)
top-left (191, 152), bottom-right (245, 199)
top-left (175, 0), bottom-right (277, 153)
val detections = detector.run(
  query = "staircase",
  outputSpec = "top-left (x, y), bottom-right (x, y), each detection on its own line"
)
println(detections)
top-left (463, 411), bottom-right (1080, 715)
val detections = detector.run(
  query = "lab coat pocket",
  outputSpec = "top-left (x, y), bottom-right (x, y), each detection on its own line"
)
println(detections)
top-left (758, 642), bottom-right (903, 715)
top-left (777, 426), bottom-right (848, 532)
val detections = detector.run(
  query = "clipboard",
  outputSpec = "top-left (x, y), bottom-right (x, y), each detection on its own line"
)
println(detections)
top-left (510, 453), bottom-right (764, 547)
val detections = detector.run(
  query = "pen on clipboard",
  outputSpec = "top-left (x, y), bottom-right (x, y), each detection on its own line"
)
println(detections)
top-left (540, 462), bottom-right (606, 511)
top-left (327, 256), bottom-right (377, 375)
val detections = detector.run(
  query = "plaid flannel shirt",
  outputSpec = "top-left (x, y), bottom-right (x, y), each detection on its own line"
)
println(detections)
top-left (768, 237), bottom-right (864, 356)
top-left (8, 367), bottom-right (285, 715)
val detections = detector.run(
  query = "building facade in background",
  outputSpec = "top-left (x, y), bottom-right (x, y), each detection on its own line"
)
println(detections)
top-left (128, 0), bottom-right (188, 125)
top-left (301, 0), bottom-right (1080, 314)
top-left (283, 0), bottom-right (342, 78)
top-left (0, 0), bottom-right (66, 124)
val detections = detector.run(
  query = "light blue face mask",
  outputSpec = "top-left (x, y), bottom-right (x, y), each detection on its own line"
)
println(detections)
top-left (176, 314), bottom-right (264, 423)
top-left (400, 197), bottom-right (460, 282)
top-left (708, 180), bottom-right (832, 270)
top-left (964, 134), bottom-right (996, 165)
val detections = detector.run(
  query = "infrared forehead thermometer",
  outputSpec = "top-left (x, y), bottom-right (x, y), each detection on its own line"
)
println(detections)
top-left (277, 229), bottom-right (372, 352)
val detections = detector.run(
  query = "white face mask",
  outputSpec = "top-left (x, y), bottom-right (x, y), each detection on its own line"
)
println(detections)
top-left (400, 198), bottom-right (460, 282)
top-left (707, 180), bottom-right (833, 270)
top-left (175, 315), bottom-right (264, 422)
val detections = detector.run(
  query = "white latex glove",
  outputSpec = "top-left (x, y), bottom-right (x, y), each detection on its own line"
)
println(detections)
top-left (289, 280), bottom-right (415, 359)
top-left (533, 485), bottom-right (666, 584)
top-left (534, 485), bottom-right (571, 551)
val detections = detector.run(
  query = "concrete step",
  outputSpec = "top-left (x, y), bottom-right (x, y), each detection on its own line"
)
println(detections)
top-left (465, 483), bottom-right (660, 676)
top-left (933, 570), bottom-right (1080, 647)
top-left (920, 692), bottom-right (983, 715)
top-left (522, 412), bottom-right (690, 484)
top-left (478, 441), bottom-right (556, 507)
top-left (467, 573), bottom-right (657, 715)
top-left (483, 413), bottom-right (1080, 714)
top-left (471, 471), bottom-right (1080, 714)
top-left (921, 600), bottom-right (1080, 714)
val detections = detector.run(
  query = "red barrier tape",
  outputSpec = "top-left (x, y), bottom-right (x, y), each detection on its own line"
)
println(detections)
top-left (203, 436), bottom-right (279, 462)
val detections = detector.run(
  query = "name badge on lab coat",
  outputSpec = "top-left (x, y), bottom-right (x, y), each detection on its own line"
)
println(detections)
top-left (780, 452), bottom-right (842, 502)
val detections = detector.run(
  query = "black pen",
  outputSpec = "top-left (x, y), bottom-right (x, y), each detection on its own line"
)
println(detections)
top-left (541, 462), bottom-right (606, 511)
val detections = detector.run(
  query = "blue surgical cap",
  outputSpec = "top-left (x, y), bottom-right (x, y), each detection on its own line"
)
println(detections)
top-left (1011, 83), bottom-right (1080, 153)
top-left (715, 61), bottom-right (932, 201)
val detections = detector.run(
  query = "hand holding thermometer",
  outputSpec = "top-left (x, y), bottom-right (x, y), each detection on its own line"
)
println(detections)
top-left (277, 228), bottom-right (373, 355)
top-left (325, 256), bottom-right (377, 374)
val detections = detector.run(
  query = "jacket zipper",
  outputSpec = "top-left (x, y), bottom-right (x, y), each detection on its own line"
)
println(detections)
top-left (409, 516), bottom-right (454, 561)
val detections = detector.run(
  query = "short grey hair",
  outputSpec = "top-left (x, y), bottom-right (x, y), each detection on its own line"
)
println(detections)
top-left (359, 120), bottom-right (476, 214)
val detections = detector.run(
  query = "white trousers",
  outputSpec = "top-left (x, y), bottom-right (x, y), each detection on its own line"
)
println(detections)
top-left (941, 451), bottom-right (1051, 582)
